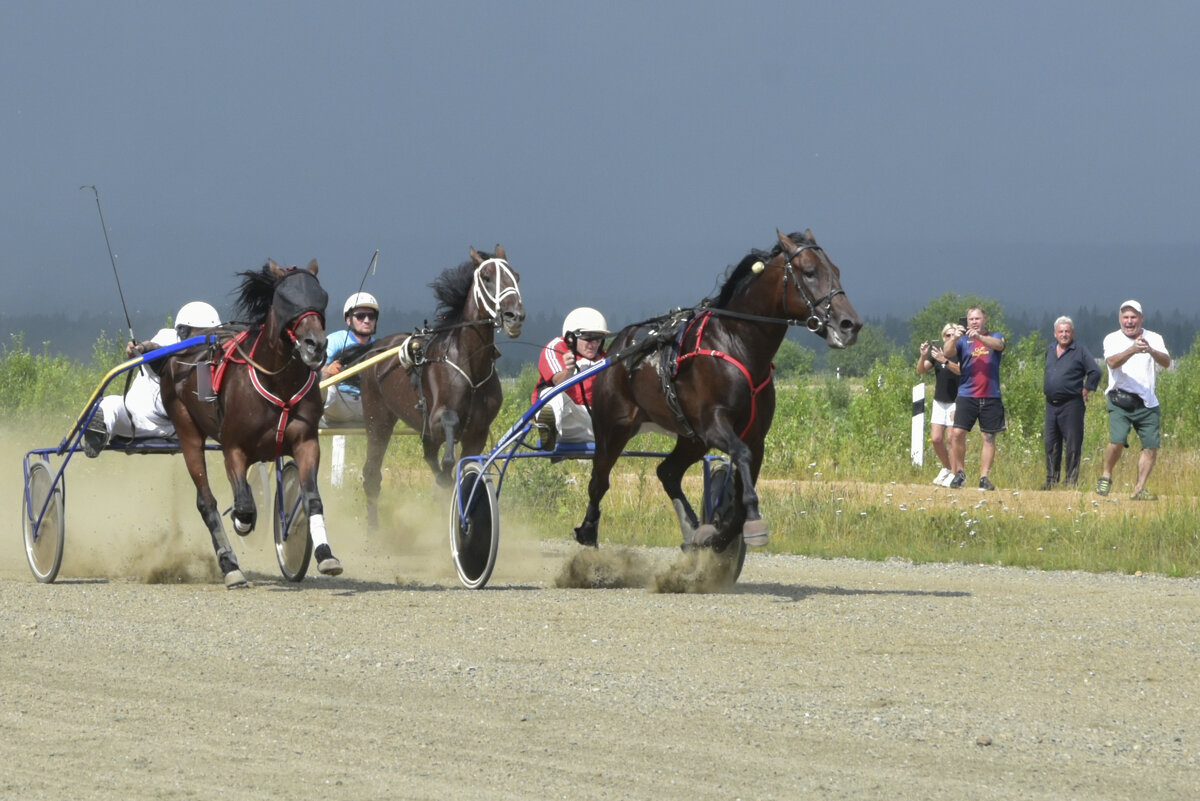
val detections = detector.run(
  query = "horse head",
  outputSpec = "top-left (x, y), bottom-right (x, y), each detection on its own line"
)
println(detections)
top-left (469, 245), bottom-right (524, 338)
top-left (267, 259), bottom-right (329, 370)
top-left (774, 230), bottom-right (861, 349)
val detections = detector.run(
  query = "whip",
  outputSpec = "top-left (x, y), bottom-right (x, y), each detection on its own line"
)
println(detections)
top-left (80, 185), bottom-right (135, 344)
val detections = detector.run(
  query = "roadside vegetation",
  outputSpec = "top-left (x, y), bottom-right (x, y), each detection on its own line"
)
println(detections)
top-left (6, 294), bottom-right (1199, 577)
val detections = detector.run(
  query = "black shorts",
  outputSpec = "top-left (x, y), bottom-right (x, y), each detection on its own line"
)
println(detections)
top-left (952, 396), bottom-right (1006, 434)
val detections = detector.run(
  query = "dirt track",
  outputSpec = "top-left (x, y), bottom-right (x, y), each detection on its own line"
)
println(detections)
top-left (6, 448), bottom-right (1200, 799)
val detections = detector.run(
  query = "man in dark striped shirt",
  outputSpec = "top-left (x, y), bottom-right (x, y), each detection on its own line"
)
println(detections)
top-left (1042, 316), bottom-right (1101, 488)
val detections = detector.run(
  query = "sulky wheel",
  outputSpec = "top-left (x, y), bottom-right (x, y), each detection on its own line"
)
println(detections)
top-left (273, 459), bottom-right (312, 582)
top-left (448, 461), bottom-right (499, 589)
top-left (23, 461), bottom-right (65, 583)
top-left (703, 460), bottom-right (747, 587)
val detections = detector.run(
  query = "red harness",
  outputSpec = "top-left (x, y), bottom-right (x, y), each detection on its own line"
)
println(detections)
top-left (674, 311), bottom-right (773, 440)
top-left (210, 324), bottom-right (317, 458)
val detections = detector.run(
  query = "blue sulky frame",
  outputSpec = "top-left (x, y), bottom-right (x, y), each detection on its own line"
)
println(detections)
top-left (447, 358), bottom-right (736, 589)
top-left (20, 335), bottom-right (313, 584)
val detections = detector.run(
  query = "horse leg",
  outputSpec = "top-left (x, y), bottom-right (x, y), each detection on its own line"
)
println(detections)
top-left (705, 416), bottom-right (768, 547)
top-left (575, 419), bottom-right (637, 547)
top-left (180, 437), bottom-right (248, 588)
top-left (727, 436), bottom-right (768, 547)
top-left (362, 414), bottom-right (397, 530)
top-left (294, 437), bottom-right (342, 575)
top-left (437, 410), bottom-right (460, 485)
top-left (655, 438), bottom-right (708, 545)
top-left (224, 449), bottom-right (257, 536)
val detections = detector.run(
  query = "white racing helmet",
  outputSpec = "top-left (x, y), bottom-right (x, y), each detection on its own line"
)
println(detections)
top-left (343, 291), bottom-right (380, 317)
top-left (562, 307), bottom-right (609, 337)
top-left (175, 301), bottom-right (221, 330)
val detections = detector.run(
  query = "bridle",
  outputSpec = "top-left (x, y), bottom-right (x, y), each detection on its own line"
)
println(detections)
top-left (471, 258), bottom-right (522, 331)
top-left (780, 243), bottom-right (845, 333)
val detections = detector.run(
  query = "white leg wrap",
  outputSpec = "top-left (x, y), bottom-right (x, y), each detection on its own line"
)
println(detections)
top-left (309, 513), bottom-right (330, 548)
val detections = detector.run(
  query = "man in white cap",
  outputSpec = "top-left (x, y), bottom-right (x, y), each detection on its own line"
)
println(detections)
top-left (84, 301), bottom-right (222, 456)
top-left (532, 306), bottom-right (610, 448)
top-left (1097, 299), bottom-right (1170, 499)
top-left (321, 291), bottom-right (379, 426)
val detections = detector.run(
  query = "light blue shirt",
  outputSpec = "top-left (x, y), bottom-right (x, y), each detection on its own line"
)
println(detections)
top-left (326, 329), bottom-right (374, 397)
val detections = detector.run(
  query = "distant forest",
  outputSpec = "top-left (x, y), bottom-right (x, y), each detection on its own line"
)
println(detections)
top-left (4, 302), bottom-right (1198, 379)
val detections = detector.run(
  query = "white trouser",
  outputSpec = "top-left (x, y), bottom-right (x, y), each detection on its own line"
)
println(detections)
top-left (97, 374), bottom-right (174, 439)
top-left (538, 388), bottom-right (594, 443)
top-left (321, 389), bottom-right (363, 427)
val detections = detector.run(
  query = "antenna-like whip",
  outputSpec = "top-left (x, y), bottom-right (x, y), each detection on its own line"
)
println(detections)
top-left (357, 249), bottom-right (379, 295)
top-left (80, 185), bottom-right (135, 343)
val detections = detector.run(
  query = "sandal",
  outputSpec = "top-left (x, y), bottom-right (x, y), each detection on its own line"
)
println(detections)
top-left (1096, 476), bottom-right (1112, 496)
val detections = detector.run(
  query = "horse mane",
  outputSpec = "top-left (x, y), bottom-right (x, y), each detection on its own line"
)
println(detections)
top-left (713, 231), bottom-right (814, 309)
top-left (429, 251), bottom-right (494, 326)
top-left (232, 263), bottom-right (279, 324)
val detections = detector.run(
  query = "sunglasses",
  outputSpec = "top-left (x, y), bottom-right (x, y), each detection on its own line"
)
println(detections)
top-left (577, 334), bottom-right (605, 343)
top-left (351, 311), bottom-right (377, 322)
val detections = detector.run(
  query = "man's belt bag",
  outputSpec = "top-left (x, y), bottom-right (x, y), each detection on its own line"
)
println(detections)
top-left (1110, 389), bottom-right (1144, 411)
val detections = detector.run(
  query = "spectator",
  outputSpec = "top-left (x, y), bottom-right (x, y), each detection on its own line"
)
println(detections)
top-left (946, 306), bottom-right (1006, 490)
top-left (321, 292), bottom-right (378, 427)
top-left (532, 307), bottom-right (610, 449)
top-left (916, 322), bottom-right (964, 486)
top-left (1097, 300), bottom-right (1170, 500)
top-left (1042, 316), bottom-right (1101, 489)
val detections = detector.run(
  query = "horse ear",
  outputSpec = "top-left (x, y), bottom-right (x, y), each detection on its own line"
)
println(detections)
top-left (776, 229), bottom-right (796, 251)
top-left (494, 244), bottom-right (506, 260)
top-left (305, 259), bottom-right (319, 276)
top-left (469, 247), bottom-right (482, 265)
top-left (803, 228), bottom-right (816, 244)
top-left (267, 258), bottom-right (284, 278)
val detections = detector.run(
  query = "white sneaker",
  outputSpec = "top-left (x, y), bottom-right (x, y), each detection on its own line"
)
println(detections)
top-left (933, 467), bottom-right (951, 486)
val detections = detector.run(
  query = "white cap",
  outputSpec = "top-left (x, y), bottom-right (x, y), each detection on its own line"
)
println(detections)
top-left (343, 292), bottom-right (379, 316)
top-left (1119, 299), bottom-right (1143, 315)
top-left (175, 301), bottom-right (221, 329)
top-left (562, 307), bottom-right (610, 337)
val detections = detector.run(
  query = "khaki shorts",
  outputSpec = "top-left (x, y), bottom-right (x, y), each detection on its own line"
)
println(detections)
top-left (1107, 400), bottom-right (1161, 449)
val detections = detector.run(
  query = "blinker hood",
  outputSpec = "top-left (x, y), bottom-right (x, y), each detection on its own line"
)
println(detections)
top-left (273, 269), bottom-right (328, 328)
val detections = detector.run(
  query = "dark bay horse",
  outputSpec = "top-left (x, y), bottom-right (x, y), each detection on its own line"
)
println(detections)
top-left (160, 260), bottom-right (339, 588)
top-left (575, 230), bottom-right (861, 553)
top-left (357, 246), bottom-right (524, 525)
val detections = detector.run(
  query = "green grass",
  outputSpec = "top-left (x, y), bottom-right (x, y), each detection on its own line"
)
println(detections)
top-left (10, 331), bottom-right (1200, 578)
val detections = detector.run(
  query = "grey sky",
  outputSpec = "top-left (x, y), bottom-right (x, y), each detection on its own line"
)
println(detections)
top-left (4, 1), bottom-right (1198, 335)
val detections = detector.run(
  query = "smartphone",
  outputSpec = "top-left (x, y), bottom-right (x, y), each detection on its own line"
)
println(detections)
top-left (958, 316), bottom-right (968, 329)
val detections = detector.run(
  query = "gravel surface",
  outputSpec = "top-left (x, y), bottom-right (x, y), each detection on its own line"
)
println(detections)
top-left (4, 511), bottom-right (1200, 801)
top-left (7, 442), bottom-right (1200, 799)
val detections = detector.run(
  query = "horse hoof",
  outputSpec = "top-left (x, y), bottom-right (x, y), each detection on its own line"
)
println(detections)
top-left (233, 517), bottom-right (253, 536)
top-left (573, 524), bottom-right (598, 548)
top-left (224, 570), bottom-right (249, 589)
top-left (691, 524), bottom-right (718, 547)
top-left (743, 519), bottom-right (769, 547)
top-left (315, 544), bottom-right (343, 576)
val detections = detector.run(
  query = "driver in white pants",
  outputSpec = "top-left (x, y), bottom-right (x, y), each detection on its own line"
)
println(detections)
top-left (532, 307), bottom-right (610, 448)
top-left (84, 301), bottom-right (221, 456)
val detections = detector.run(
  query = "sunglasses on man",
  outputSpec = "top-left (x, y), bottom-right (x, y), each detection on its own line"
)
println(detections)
top-left (577, 333), bottom-right (605, 343)
top-left (351, 311), bottom-right (378, 322)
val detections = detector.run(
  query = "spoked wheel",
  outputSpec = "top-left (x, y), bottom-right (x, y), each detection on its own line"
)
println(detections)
top-left (273, 460), bottom-right (312, 582)
top-left (703, 460), bottom-right (747, 587)
top-left (449, 462), bottom-right (499, 589)
top-left (23, 461), bottom-right (65, 583)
